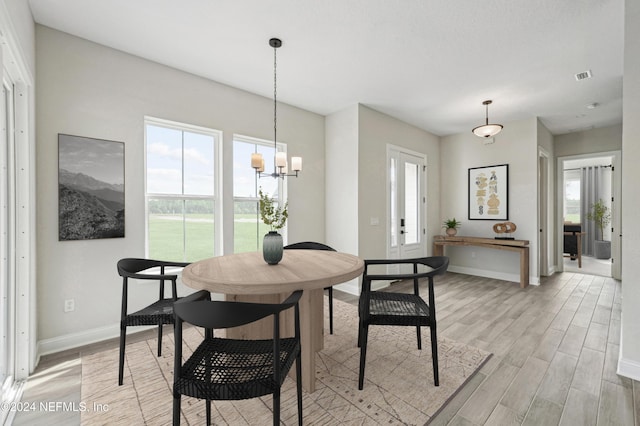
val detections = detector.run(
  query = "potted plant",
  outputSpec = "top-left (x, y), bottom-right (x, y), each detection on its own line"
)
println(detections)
top-left (259, 188), bottom-right (288, 264)
top-left (587, 199), bottom-right (611, 259)
top-left (442, 218), bottom-right (461, 237)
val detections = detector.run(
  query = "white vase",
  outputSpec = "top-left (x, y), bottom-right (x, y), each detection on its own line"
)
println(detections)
top-left (446, 228), bottom-right (457, 237)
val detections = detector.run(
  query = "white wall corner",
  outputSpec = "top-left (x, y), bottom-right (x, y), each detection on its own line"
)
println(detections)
top-left (617, 319), bottom-right (640, 381)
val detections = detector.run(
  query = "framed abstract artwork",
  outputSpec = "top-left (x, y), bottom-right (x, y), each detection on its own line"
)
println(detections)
top-left (58, 134), bottom-right (125, 240)
top-left (468, 164), bottom-right (508, 220)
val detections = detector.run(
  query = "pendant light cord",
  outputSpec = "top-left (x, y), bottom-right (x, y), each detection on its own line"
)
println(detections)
top-left (273, 44), bottom-right (278, 163)
top-left (485, 102), bottom-right (489, 125)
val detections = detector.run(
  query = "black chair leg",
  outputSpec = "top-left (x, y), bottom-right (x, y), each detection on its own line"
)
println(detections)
top-left (173, 395), bottom-right (180, 426)
top-left (206, 400), bottom-right (211, 425)
top-left (416, 325), bottom-right (422, 350)
top-left (431, 325), bottom-right (439, 386)
top-left (157, 323), bottom-right (163, 356)
top-left (296, 353), bottom-right (303, 426)
top-left (358, 325), bottom-right (369, 390)
top-left (273, 389), bottom-right (281, 426)
top-left (118, 325), bottom-right (126, 386)
top-left (327, 287), bottom-right (334, 334)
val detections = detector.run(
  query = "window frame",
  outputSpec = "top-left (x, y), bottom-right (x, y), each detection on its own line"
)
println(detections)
top-left (232, 134), bottom-right (287, 253)
top-left (144, 116), bottom-right (223, 260)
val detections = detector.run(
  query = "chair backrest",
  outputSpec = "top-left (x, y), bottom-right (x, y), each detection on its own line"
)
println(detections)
top-left (363, 256), bottom-right (449, 282)
top-left (564, 223), bottom-right (581, 234)
top-left (174, 290), bottom-right (303, 330)
top-left (284, 241), bottom-right (336, 251)
top-left (117, 258), bottom-right (190, 280)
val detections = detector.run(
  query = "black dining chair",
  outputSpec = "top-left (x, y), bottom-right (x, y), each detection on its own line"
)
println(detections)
top-left (116, 258), bottom-right (190, 386)
top-left (172, 289), bottom-right (303, 426)
top-left (284, 241), bottom-right (337, 334)
top-left (357, 256), bottom-right (449, 390)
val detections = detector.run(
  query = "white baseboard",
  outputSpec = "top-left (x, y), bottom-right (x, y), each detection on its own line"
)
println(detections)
top-left (335, 277), bottom-right (392, 296)
top-left (335, 265), bottom-right (542, 295)
top-left (617, 318), bottom-right (640, 381)
top-left (448, 265), bottom-right (540, 286)
top-left (334, 278), bottom-right (360, 295)
top-left (617, 356), bottom-right (640, 381)
top-left (37, 323), bottom-right (156, 358)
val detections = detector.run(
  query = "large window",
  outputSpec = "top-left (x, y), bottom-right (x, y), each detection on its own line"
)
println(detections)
top-left (233, 136), bottom-right (285, 253)
top-left (145, 118), bottom-right (221, 262)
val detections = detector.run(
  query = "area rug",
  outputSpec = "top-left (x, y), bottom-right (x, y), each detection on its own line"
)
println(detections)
top-left (81, 297), bottom-right (491, 425)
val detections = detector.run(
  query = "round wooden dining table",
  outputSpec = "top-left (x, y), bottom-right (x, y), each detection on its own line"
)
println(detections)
top-left (182, 249), bottom-right (364, 393)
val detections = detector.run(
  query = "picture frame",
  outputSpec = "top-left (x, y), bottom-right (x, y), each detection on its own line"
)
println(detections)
top-left (58, 134), bottom-right (125, 241)
top-left (468, 164), bottom-right (508, 220)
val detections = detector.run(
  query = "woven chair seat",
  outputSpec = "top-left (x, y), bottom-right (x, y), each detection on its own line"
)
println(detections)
top-left (367, 291), bottom-right (432, 327)
top-left (175, 337), bottom-right (299, 401)
top-left (124, 298), bottom-right (178, 326)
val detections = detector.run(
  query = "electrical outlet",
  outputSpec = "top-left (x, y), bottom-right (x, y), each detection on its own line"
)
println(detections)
top-left (64, 298), bottom-right (75, 313)
top-left (471, 251), bottom-right (476, 258)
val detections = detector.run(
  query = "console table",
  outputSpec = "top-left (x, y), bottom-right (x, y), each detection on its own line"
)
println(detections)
top-left (433, 235), bottom-right (530, 288)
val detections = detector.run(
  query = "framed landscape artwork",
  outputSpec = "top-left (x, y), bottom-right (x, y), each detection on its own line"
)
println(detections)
top-left (58, 134), bottom-right (125, 240)
top-left (468, 164), bottom-right (508, 220)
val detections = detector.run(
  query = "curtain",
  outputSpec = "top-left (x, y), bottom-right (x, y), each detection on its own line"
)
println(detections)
top-left (580, 166), bottom-right (603, 256)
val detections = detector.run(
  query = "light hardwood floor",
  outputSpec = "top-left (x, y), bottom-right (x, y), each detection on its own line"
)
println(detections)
top-left (12, 270), bottom-right (640, 425)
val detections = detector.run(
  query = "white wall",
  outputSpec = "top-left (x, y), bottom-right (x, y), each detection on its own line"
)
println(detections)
top-left (619, 0), bottom-right (640, 380)
top-left (326, 105), bottom-right (359, 255)
top-left (441, 117), bottom-right (539, 285)
top-left (36, 26), bottom-right (325, 352)
top-left (325, 104), bottom-right (440, 294)
top-left (357, 105), bottom-right (440, 261)
top-left (554, 124), bottom-right (622, 157)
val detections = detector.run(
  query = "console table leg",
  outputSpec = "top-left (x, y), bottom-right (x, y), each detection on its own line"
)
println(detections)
top-left (520, 247), bottom-right (529, 288)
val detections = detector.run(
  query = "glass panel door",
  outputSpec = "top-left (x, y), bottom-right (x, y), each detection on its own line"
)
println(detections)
top-left (387, 147), bottom-right (426, 266)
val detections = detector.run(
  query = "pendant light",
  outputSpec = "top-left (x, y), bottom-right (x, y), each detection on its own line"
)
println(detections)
top-left (472, 100), bottom-right (503, 138)
top-left (250, 38), bottom-right (302, 179)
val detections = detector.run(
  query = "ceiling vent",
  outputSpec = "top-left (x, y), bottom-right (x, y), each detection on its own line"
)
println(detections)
top-left (575, 70), bottom-right (593, 81)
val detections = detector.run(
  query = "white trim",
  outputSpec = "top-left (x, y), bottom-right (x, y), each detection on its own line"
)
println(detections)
top-left (335, 278), bottom-right (386, 296)
top-left (537, 147), bottom-right (551, 276)
top-left (556, 150), bottom-right (621, 278)
top-left (0, 2), bottom-right (34, 87)
top-left (617, 357), bottom-right (640, 381)
top-left (0, 7), bottom-right (36, 386)
top-left (37, 323), bottom-right (157, 358)
top-left (618, 319), bottom-right (640, 381)
top-left (448, 265), bottom-right (540, 286)
top-left (385, 144), bottom-right (428, 262)
top-left (143, 116), bottom-right (224, 258)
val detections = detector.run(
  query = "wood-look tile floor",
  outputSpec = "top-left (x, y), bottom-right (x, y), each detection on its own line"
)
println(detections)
top-left (13, 270), bottom-right (640, 425)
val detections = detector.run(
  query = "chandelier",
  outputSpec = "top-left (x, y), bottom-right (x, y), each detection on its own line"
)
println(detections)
top-left (251, 38), bottom-right (302, 179)
top-left (472, 100), bottom-right (503, 138)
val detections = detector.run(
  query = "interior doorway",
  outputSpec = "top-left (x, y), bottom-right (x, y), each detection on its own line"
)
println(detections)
top-left (558, 152), bottom-right (621, 279)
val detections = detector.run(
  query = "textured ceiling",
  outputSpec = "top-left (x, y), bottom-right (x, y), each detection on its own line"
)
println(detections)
top-left (28, 0), bottom-right (624, 136)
